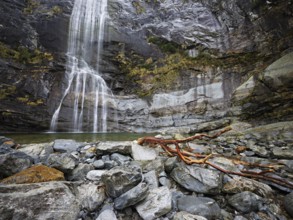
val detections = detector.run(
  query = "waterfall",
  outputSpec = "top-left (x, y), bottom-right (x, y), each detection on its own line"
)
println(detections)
top-left (50, 0), bottom-right (114, 132)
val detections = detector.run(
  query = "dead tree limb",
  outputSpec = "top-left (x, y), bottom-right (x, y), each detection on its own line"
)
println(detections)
top-left (137, 127), bottom-right (293, 189)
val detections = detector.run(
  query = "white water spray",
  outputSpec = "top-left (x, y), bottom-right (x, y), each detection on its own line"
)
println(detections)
top-left (50, 0), bottom-right (114, 132)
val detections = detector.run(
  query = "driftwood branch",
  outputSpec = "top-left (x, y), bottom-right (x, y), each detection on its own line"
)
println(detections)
top-left (137, 126), bottom-right (293, 189)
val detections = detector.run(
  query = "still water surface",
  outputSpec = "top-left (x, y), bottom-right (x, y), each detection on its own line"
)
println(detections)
top-left (2, 133), bottom-right (155, 144)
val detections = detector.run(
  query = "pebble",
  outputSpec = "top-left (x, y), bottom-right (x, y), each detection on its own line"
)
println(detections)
top-left (93, 159), bottom-right (105, 169)
top-left (86, 170), bottom-right (106, 181)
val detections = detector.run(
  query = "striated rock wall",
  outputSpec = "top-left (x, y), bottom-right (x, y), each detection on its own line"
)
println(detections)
top-left (0, 0), bottom-right (292, 132)
top-left (0, 0), bottom-right (72, 131)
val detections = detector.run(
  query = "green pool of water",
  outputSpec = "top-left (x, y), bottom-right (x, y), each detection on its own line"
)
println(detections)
top-left (1, 132), bottom-right (155, 145)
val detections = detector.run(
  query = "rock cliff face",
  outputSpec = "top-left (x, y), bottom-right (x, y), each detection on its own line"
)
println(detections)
top-left (0, 0), bottom-right (292, 132)
top-left (0, 0), bottom-right (72, 131)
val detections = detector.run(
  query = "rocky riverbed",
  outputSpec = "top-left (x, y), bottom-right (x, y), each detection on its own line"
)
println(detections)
top-left (0, 121), bottom-right (292, 220)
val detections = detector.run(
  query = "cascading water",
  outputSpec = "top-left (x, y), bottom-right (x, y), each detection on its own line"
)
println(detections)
top-left (50, 0), bottom-right (114, 132)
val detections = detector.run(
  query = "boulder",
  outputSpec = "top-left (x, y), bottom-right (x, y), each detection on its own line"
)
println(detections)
top-left (228, 191), bottom-right (263, 214)
top-left (46, 153), bottom-right (77, 173)
top-left (0, 137), bottom-right (18, 148)
top-left (131, 141), bottom-right (159, 161)
top-left (144, 170), bottom-right (159, 189)
top-left (75, 182), bottom-right (106, 212)
top-left (284, 191), bottom-right (293, 217)
top-left (170, 164), bottom-right (223, 195)
top-left (262, 52), bottom-right (293, 91)
top-left (223, 176), bottom-right (273, 197)
top-left (110, 153), bottom-right (132, 165)
top-left (177, 196), bottom-right (221, 220)
top-left (86, 170), bottom-right (106, 181)
top-left (0, 165), bottom-right (64, 184)
top-left (272, 147), bottom-right (293, 159)
top-left (114, 182), bottom-right (149, 210)
top-left (96, 141), bottom-right (132, 156)
top-left (19, 142), bottom-right (54, 162)
top-left (96, 209), bottom-right (117, 220)
top-left (0, 146), bottom-right (33, 179)
top-left (136, 186), bottom-right (172, 220)
top-left (53, 139), bottom-right (80, 153)
top-left (173, 211), bottom-right (208, 220)
top-left (0, 181), bottom-right (79, 219)
top-left (142, 158), bottom-right (165, 174)
top-left (67, 163), bottom-right (94, 181)
top-left (101, 165), bottom-right (142, 198)
top-left (232, 52), bottom-right (293, 121)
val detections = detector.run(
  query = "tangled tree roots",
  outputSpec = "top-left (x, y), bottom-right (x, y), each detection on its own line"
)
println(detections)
top-left (137, 126), bottom-right (293, 189)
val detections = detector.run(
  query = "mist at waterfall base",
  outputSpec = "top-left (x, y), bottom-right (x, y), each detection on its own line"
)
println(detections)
top-left (50, 0), bottom-right (116, 133)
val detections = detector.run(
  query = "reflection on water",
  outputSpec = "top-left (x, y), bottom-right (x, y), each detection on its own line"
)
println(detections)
top-left (2, 133), bottom-right (155, 145)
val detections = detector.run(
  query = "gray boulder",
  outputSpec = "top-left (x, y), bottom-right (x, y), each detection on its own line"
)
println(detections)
top-left (177, 196), bottom-right (221, 220)
top-left (232, 52), bottom-right (293, 121)
top-left (46, 153), bottom-right (77, 173)
top-left (53, 139), bottom-right (80, 153)
top-left (96, 141), bottom-right (132, 156)
top-left (272, 147), bottom-right (293, 159)
top-left (114, 182), bottom-right (149, 210)
top-left (0, 182), bottom-right (79, 219)
top-left (86, 170), bottom-right (106, 181)
top-left (110, 153), bottom-right (132, 165)
top-left (67, 163), bottom-right (94, 181)
top-left (136, 186), bottom-right (172, 220)
top-left (228, 191), bottom-right (263, 214)
top-left (131, 141), bottom-right (158, 161)
top-left (284, 191), bottom-right (293, 217)
top-left (170, 164), bottom-right (223, 194)
top-left (96, 209), bottom-right (117, 220)
top-left (0, 146), bottom-right (33, 179)
top-left (19, 142), bottom-right (54, 163)
top-left (173, 211), bottom-right (208, 220)
top-left (223, 176), bottom-right (273, 197)
top-left (0, 137), bottom-right (18, 148)
top-left (101, 165), bottom-right (142, 198)
top-left (144, 170), bottom-right (159, 189)
top-left (75, 182), bottom-right (106, 212)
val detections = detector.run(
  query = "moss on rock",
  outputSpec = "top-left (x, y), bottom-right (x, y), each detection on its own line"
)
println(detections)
top-left (0, 165), bottom-right (65, 184)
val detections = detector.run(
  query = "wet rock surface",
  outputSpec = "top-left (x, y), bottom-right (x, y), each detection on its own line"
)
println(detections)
top-left (0, 121), bottom-right (293, 219)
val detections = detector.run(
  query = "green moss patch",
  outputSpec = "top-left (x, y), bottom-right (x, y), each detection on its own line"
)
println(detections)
top-left (0, 85), bottom-right (16, 100)
top-left (0, 42), bottom-right (53, 64)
